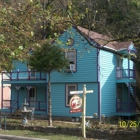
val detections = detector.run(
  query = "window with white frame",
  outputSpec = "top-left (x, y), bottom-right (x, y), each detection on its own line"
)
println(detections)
top-left (65, 50), bottom-right (76, 71)
top-left (66, 84), bottom-right (77, 106)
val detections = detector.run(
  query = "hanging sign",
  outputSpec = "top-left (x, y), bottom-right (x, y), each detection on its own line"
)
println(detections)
top-left (69, 95), bottom-right (82, 113)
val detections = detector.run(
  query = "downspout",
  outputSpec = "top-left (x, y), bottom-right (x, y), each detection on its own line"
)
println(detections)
top-left (128, 59), bottom-right (130, 78)
top-left (46, 73), bottom-right (48, 115)
top-left (46, 83), bottom-right (47, 115)
top-left (97, 49), bottom-right (101, 122)
top-left (1, 84), bottom-right (3, 109)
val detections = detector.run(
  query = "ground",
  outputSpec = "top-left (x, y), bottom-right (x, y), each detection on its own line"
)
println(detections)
top-left (0, 116), bottom-right (140, 140)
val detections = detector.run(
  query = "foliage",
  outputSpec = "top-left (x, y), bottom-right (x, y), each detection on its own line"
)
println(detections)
top-left (0, 0), bottom-right (73, 72)
top-left (28, 41), bottom-right (69, 73)
top-left (60, 0), bottom-right (140, 66)
top-left (28, 41), bottom-right (69, 126)
top-left (2, 0), bottom-right (140, 72)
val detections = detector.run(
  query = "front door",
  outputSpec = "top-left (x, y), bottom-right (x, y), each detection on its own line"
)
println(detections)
top-left (117, 85), bottom-right (122, 110)
top-left (29, 87), bottom-right (36, 107)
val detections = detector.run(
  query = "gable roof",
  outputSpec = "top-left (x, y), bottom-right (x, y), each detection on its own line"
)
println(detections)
top-left (77, 26), bottom-right (133, 52)
top-left (112, 41), bottom-right (132, 51)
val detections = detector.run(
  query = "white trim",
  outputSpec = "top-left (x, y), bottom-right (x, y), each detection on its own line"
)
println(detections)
top-left (118, 48), bottom-right (127, 51)
top-left (103, 46), bottom-right (117, 51)
top-left (66, 84), bottom-right (77, 106)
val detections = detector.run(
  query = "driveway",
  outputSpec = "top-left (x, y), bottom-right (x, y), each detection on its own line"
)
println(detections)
top-left (0, 134), bottom-right (49, 140)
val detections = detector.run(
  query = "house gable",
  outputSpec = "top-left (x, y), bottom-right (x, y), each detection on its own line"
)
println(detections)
top-left (50, 27), bottom-right (98, 83)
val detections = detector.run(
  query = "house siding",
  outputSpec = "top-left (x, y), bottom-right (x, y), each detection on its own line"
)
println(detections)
top-left (50, 28), bottom-right (98, 83)
top-left (51, 83), bottom-right (98, 117)
top-left (100, 50), bottom-right (116, 117)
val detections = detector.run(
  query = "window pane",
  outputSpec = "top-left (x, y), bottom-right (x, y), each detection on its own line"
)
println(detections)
top-left (68, 95), bottom-right (73, 105)
top-left (67, 85), bottom-right (77, 105)
top-left (29, 88), bottom-right (35, 97)
top-left (67, 51), bottom-right (75, 62)
top-left (68, 86), bottom-right (76, 95)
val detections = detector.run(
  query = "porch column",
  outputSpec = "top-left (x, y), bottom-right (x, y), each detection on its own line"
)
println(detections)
top-left (134, 83), bottom-right (136, 111)
top-left (1, 84), bottom-right (3, 109)
top-left (128, 59), bottom-right (130, 78)
top-left (46, 85), bottom-right (47, 115)
top-left (15, 86), bottom-right (21, 109)
top-left (26, 86), bottom-right (32, 106)
top-left (128, 83), bottom-right (130, 112)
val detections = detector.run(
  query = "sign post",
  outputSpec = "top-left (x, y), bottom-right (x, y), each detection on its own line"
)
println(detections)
top-left (70, 84), bottom-right (93, 138)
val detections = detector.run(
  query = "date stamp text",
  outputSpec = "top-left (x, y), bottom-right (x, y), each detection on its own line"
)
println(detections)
top-left (119, 120), bottom-right (140, 128)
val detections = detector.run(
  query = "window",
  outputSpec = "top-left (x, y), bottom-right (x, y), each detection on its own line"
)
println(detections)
top-left (116, 56), bottom-right (122, 78)
top-left (29, 88), bottom-right (35, 98)
top-left (66, 84), bottom-right (77, 106)
top-left (66, 38), bottom-right (74, 46)
top-left (65, 50), bottom-right (76, 71)
top-left (117, 56), bottom-right (122, 68)
top-left (29, 87), bottom-right (36, 107)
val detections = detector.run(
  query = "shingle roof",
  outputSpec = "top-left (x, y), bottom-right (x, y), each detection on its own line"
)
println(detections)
top-left (112, 41), bottom-right (132, 50)
top-left (77, 26), bottom-right (131, 51)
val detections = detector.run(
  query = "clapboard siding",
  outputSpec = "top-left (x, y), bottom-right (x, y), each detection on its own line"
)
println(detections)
top-left (100, 50), bottom-right (116, 117)
top-left (13, 61), bottom-right (27, 71)
top-left (50, 28), bottom-right (98, 83)
top-left (51, 83), bottom-right (98, 117)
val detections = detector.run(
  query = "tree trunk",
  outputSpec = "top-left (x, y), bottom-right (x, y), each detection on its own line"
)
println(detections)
top-left (48, 72), bottom-right (52, 126)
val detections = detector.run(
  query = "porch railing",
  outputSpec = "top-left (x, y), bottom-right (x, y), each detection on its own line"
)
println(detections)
top-left (2, 100), bottom-right (18, 114)
top-left (116, 68), bottom-right (135, 79)
top-left (2, 100), bottom-right (47, 114)
top-left (2, 70), bottom-right (46, 81)
top-left (116, 101), bottom-right (136, 112)
top-left (29, 101), bottom-right (47, 111)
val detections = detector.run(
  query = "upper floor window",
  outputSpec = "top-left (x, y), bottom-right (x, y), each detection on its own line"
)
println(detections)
top-left (65, 50), bottom-right (76, 72)
top-left (117, 56), bottom-right (122, 68)
top-left (66, 84), bottom-right (77, 106)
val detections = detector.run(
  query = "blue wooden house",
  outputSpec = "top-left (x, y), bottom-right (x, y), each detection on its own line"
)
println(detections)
top-left (1, 26), bottom-right (138, 120)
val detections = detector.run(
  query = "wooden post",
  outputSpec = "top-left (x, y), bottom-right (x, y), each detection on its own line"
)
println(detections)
top-left (70, 84), bottom-right (93, 138)
top-left (82, 84), bottom-right (86, 138)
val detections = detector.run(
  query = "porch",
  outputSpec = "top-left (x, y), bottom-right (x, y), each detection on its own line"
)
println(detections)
top-left (2, 70), bottom-right (46, 81)
top-left (116, 101), bottom-right (136, 113)
top-left (116, 82), bottom-right (138, 116)
top-left (1, 82), bottom-right (48, 116)
top-left (116, 68), bottom-right (135, 79)
top-left (1, 99), bottom-right (47, 115)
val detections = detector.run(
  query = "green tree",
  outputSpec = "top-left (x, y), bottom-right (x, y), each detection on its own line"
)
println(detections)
top-left (0, 0), bottom-right (73, 71)
top-left (59, 0), bottom-right (140, 62)
top-left (28, 41), bottom-right (69, 126)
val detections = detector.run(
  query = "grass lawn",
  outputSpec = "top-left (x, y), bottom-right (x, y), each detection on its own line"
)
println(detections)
top-left (0, 117), bottom-right (96, 140)
top-left (0, 116), bottom-right (139, 140)
top-left (0, 129), bottom-right (95, 140)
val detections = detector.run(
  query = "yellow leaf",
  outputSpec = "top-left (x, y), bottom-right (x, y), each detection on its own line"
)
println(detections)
top-left (86, 8), bottom-right (88, 13)
top-left (31, 31), bottom-right (34, 37)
